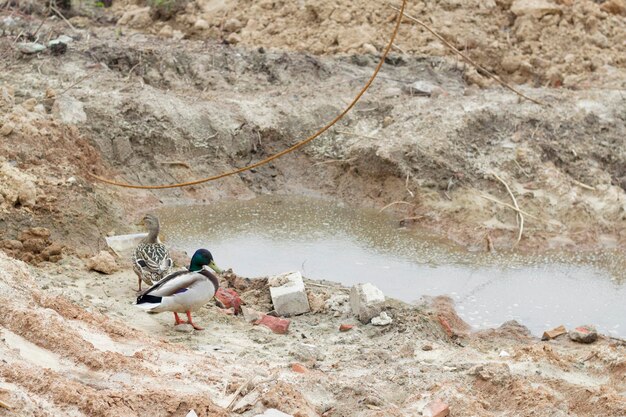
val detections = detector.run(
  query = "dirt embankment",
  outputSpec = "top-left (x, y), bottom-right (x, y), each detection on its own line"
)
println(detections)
top-left (1, 8), bottom-right (625, 252)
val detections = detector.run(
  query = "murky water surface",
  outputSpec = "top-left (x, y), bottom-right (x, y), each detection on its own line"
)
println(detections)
top-left (157, 196), bottom-right (625, 337)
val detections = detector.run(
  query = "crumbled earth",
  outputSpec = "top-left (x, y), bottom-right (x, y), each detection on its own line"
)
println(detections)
top-left (1, 1), bottom-right (625, 416)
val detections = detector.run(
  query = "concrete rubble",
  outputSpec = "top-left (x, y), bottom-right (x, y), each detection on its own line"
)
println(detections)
top-left (269, 271), bottom-right (311, 316)
top-left (350, 283), bottom-right (385, 323)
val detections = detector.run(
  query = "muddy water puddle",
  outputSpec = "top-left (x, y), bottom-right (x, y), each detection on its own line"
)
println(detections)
top-left (157, 196), bottom-right (625, 337)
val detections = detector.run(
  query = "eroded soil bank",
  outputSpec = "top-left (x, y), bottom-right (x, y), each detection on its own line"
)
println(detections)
top-left (1, 1), bottom-right (625, 416)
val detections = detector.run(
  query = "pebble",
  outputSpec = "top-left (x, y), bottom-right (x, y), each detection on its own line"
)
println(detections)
top-left (17, 42), bottom-right (46, 54)
top-left (569, 325), bottom-right (598, 344)
top-left (371, 311), bottom-right (393, 326)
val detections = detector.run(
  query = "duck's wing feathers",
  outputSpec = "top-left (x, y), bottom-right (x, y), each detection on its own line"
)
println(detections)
top-left (135, 243), bottom-right (172, 273)
top-left (140, 270), bottom-right (207, 298)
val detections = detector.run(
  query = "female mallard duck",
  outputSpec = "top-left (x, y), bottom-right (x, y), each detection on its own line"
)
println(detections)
top-left (135, 248), bottom-right (222, 330)
top-left (132, 214), bottom-right (173, 292)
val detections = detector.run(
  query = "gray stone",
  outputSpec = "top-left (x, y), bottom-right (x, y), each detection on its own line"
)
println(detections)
top-left (403, 80), bottom-right (438, 96)
top-left (569, 325), bottom-right (598, 344)
top-left (350, 283), bottom-right (385, 324)
top-left (269, 271), bottom-right (310, 316)
top-left (17, 42), bottom-right (46, 54)
top-left (52, 96), bottom-right (87, 125)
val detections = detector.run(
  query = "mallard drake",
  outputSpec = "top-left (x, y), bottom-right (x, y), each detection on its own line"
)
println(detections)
top-left (132, 214), bottom-right (173, 292)
top-left (135, 248), bottom-right (222, 330)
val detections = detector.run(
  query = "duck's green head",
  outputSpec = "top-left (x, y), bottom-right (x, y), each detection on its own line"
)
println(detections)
top-left (189, 248), bottom-right (222, 274)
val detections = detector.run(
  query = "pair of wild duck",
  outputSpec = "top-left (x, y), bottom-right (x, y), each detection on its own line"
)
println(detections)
top-left (132, 214), bottom-right (221, 330)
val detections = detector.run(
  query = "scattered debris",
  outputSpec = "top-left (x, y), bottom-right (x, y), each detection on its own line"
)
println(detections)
top-left (423, 398), bottom-right (450, 417)
top-left (215, 288), bottom-right (242, 315)
top-left (269, 272), bottom-right (311, 316)
top-left (349, 283), bottom-right (385, 324)
top-left (291, 363), bottom-right (308, 373)
top-left (255, 314), bottom-right (290, 334)
top-left (86, 250), bottom-right (118, 274)
top-left (499, 350), bottom-right (511, 357)
top-left (542, 325), bottom-right (567, 341)
top-left (371, 311), bottom-right (393, 326)
top-left (339, 324), bottom-right (354, 332)
top-left (569, 325), bottom-right (598, 344)
top-left (17, 42), bottom-right (46, 54)
top-left (186, 410), bottom-right (198, 417)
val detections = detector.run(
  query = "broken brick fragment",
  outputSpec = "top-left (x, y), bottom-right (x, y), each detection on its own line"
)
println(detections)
top-left (255, 314), bottom-right (290, 334)
top-left (215, 287), bottom-right (242, 315)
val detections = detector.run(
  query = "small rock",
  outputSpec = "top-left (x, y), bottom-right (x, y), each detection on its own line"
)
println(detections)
top-left (22, 238), bottom-right (47, 253)
top-left (291, 363), bottom-right (308, 373)
top-left (186, 410), bottom-right (198, 417)
top-left (499, 350), bottom-right (511, 357)
top-left (17, 181), bottom-right (37, 208)
top-left (382, 115), bottom-right (394, 127)
top-left (501, 55), bottom-right (522, 73)
top-left (569, 325), bottom-right (598, 344)
top-left (350, 283), bottom-right (385, 324)
top-left (17, 42), bottom-right (46, 54)
top-left (0, 122), bottom-right (14, 136)
top-left (422, 344), bottom-right (433, 351)
top-left (362, 43), bottom-right (377, 54)
top-left (194, 18), bottom-right (209, 30)
top-left (371, 311), bottom-right (393, 326)
top-left (241, 306), bottom-right (263, 323)
top-left (510, 0), bottom-right (561, 17)
top-left (52, 96), bottom-right (87, 125)
top-left (469, 363), bottom-right (511, 385)
top-left (19, 227), bottom-right (50, 240)
top-left (269, 271), bottom-right (310, 316)
top-left (48, 40), bottom-right (67, 55)
top-left (326, 293), bottom-right (350, 314)
top-left (118, 7), bottom-right (151, 28)
top-left (423, 399), bottom-right (450, 417)
top-left (87, 251), bottom-right (118, 274)
top-left (542, 324), bottom-right (567, 341)
top-left (339, 324), bottom-right (354, 332)
top-left (224, 18), bottom-right (244, 32)
top-left (1, 240), bottom-right (23, 250)
top-left (158, 25), bottom-right (173, 38)
top-left (226, 33), bottom-right (241, 45)
top-left (402, 80), bottom-right (438, 96)
top-left (21, 98), bottom-right (37, 111)
top-left (175, 324), bottom-right (194, 333)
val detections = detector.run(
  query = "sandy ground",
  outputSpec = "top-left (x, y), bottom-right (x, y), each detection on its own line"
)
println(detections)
top-left (1, 251), bottom-right (626, 417)
top-left (1, 0), bottom-right (626, 415)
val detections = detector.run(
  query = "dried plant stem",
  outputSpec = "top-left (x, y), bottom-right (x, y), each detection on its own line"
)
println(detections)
top-left (491, 172), bottom-right (524, 246)
top-left (379, 201), bottom-right (415, 213)
top-left (388, 4), bottom-right (544, 106)
top-left (479, 194), bottom-right (539, 221)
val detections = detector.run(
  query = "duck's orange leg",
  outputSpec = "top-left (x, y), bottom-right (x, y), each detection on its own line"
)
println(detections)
top-left (186, 311), bottom-right (204, 330)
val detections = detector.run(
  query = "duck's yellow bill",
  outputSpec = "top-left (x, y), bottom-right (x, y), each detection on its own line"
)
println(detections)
top-left (209, 260), bottom-right (222, 274)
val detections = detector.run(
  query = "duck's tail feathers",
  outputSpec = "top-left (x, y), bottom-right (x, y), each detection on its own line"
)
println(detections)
top-left (136, 293), bottom-right (163, 306)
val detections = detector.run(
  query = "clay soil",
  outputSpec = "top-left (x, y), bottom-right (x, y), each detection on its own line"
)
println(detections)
top-left (1, 0), bottom-right (625, 416)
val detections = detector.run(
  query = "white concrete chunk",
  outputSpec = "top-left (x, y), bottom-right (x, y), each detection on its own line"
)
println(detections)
top-left (105, 233), bottom-right (148, 257)
top-left (350, 283), bottom-right (385, 324)
top-left (269, 271), bottom-right (310, 317)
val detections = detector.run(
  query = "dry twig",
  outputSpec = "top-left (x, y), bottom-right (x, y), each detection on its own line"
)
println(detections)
top-left (0, 399), bottom-right (12, 409)
top-left (491, 172), bottom-right (524, 246)
top-left (388, 4), bottom-right (544, 106)
top-left (479, 194), bottom-right (539, 221)
top-left (379, 201), bottom-right (415, 213)
top-left (50, 5), bottom-right (77, 32)
top-left (227, 375), bottom-right (256, 410)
